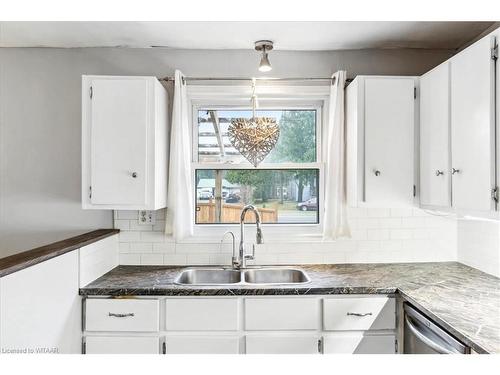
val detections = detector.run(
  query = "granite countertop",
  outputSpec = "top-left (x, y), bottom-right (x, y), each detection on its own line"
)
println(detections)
top-left (0, 229), bottom-right (119, 277)
top-left (80, 262), bottom-right (500, 354)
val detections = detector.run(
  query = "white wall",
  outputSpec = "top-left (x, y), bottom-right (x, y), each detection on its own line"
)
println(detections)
top-left (115, 207), bottom-right (457, 266)
top-left (457, 219), bottom-right (500, 277)
top-left (0, 46), bottom-right (454, 257)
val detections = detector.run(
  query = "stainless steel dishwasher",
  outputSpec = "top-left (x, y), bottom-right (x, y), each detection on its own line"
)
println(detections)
top-left (403, 303), bottom-right (470, 354)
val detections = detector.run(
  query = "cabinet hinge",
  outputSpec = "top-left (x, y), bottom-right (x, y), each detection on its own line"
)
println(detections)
top-left (317, 338), bottom-right (323, 354)
top-left (491, 45), bottom-right (498, 61)
top-left (89, 186), bottom-right (92, 199)
top-left (89, 86), bottom-right (93, 99)
top-left (492, 187), bottom-right (499, 203)
top-left (413, 87), bottom-right (417, 99)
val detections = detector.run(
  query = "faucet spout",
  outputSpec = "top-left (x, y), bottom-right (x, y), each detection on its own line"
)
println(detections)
top-left (237, 204), bottom-right (264, 269)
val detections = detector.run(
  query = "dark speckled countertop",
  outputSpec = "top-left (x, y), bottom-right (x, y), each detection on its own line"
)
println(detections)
top-left (80, 262), bottom-right (500, 354)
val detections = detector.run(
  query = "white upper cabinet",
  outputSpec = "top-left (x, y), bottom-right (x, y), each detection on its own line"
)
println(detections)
top-left (419, 62), bottom-right (451, 207)
top-left (450, 35), bottom-right (497, 212)
top-left (347, 76), bottom-right (416, 207)
top-left (82, 75), bottom-right (168, 210)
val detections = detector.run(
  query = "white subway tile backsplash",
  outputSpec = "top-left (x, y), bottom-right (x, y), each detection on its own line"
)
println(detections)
top-left (129, 242), bottom-right (153, 253)
top-left (152, 242), bottom-right (176, 253)
top-left (130, 220), bottom-right (153, 231)
top-left (141, 254), bottom-right (164, 265)
top-left (367, 229), bottom-right (390, 240)
top-left (114, 208), bottom-right (458, 266)
top-left (119, 254), bottom-right (141, 265)
top-left (402, 217), bottom-right (427, 228)
top-left (119, 231), bottom-right (141, 242)
top-left (390, 208), bottom-right (413, 217)
top-left (163, 254), bottom-right (187, 265)
top-left (390, 229), bottom-right (413, 240)
top-left (140, 231), bottom-right (166, 242)
top-left (187, 254), bottom-right (211, 265)
top-left (114, 220), bottom-right (130, 231)
top-left (117, 210), bottom-right (139, 220)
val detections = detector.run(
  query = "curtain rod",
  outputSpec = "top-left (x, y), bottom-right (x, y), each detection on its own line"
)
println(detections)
top-left (160, 76), bottom-right (353, 84)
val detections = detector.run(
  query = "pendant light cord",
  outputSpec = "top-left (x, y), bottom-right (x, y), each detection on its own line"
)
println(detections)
top-left (251, 78), bottom-right (258, 119)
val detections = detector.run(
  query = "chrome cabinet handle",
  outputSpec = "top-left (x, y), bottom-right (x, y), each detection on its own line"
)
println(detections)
top-left (108, 312), bottom-right (135, 318)
top-left (435, 170), bottom-right (444, 176)
top-left (347, 312), bottom-right (373, 317)
top-left (451, 168), bottom-right (460, 175)
top-left (131, 172), bottom-right (138, 178)
top-left (373, 170), bottom-right (381, 176)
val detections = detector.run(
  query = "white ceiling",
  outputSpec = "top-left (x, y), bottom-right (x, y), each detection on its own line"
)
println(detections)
top-left (0, 21), bottom-right (495, 50)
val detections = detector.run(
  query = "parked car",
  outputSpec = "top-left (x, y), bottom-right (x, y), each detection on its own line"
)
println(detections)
top-left (197, 189), bottom-right (213, 200)
top-left (297, 197), bottom-right (317, 211)
top-left (225, 193), bottom-right (241, 204)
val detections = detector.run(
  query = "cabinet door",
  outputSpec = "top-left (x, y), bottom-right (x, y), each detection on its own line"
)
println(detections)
top-left (364, 78), bottom-right (415, 206)
top-left (0, 252), bottom-right (81, 353)
top-left (244, 297), bottom-right (319, 331)
top-left (323, 334), bottom-right (395, 354)
top-left (420, 63), bottom-right (451, 207)
top-left (90, 78), bottom-right (149, 205)
top-left (165, 336), bottom-right (240, 354)
top-left (450, 36), bottom-right (496, 211)
top-left (85, 336), bottom-right (159, 354)
top-left (245, 335), bottom-right (320, 354)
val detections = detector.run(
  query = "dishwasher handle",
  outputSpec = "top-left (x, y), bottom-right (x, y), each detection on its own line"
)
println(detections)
top-left (405, 315), bottom-right (459, 354)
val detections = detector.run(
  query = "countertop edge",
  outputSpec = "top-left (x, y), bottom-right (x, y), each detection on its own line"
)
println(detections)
top-left (0, 229), bottom-right (119, 278)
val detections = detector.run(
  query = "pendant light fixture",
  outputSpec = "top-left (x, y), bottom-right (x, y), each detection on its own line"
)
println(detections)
top-left (255, 40), bottom-right (273, 72)
top-left (228, 79), bottom-right (280, 167)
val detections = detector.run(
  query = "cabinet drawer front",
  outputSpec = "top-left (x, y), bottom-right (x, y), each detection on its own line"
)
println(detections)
top-left (165, 298), bottom-right (239, 331)
top-left (165, 336), bottom-right (240, 354)
top-left (245, 298), bottom-right (319, 330)
top-left (246, 335), bottom-right (320, 354)
top-left (85, 299), bottom-right (159, 332)
top-left (323, 334), bottom-right (395, 354)
top-left (85, 336), bottom-right (159, 354)
top-left (323, 297), bottom-right (395, 331)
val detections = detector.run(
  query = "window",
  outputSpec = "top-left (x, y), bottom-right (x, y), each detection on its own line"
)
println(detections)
top-left (195, 169), bottom-right (320, 224)
top-left (191, 92), bottom-right (324, 227)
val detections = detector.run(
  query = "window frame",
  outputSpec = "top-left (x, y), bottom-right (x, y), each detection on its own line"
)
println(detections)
top-left (186, 85), bottom-right (330, 240)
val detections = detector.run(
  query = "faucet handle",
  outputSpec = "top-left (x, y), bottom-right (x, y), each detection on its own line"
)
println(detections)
top-left (245, 244), bottom-right (256, 261)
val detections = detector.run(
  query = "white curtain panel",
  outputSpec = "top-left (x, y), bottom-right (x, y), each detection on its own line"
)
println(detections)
top-left (165, 70), bottom-right (194, 239)
top-left (322, 71), bottom-right (351, 240)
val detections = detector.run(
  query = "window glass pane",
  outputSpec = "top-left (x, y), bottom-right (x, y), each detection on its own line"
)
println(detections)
top-left (195, 169), bottom-right (319, 224)
top-left (197, 110), bottom-right (317, 164)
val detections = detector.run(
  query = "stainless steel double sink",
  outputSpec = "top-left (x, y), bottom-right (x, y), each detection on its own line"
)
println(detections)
top-left (174, 267), bottom-right (310, 286)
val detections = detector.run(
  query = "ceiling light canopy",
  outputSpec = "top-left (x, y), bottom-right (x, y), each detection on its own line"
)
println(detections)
top-left (255, 40), bottom-right (273, 72)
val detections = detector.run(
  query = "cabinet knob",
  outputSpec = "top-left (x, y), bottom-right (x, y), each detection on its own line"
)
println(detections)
top-left (373, 170), bottom-right (381, 176)
top-left (435, 170), bottom-right (444, 176)
top-left (451, 168), bottom-right (460, 175)
top-left (131, 172), bottom-right (138, 178)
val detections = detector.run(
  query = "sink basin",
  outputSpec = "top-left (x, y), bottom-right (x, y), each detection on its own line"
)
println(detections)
top-left (244, 268), bottom-right (310, 284)
top-left (175, 269), bottom-right (241, 285)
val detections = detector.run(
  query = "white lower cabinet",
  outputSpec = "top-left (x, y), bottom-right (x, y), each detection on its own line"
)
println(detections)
top-left (85, 336), bottom-right (159, 354)
top-left (246, 335), bottom-right (320, 354)
top-left (244, 297), bottom-right (319, 331)
top-left (164, 335), bottom-right (240, 354)
top-left (323, 334), bottom-right (395, 354)
top-left (83, 295), bottom-right (396, 354)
